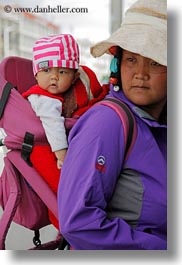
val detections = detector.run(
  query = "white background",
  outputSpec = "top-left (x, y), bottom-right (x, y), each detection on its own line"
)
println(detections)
top-left (0, 0), bottom-right (182, 263)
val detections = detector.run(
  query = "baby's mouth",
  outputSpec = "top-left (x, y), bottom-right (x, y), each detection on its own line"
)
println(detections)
top-left (50, 83), bottom-right (57, 88)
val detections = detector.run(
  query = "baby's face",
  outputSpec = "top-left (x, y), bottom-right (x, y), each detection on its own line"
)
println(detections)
top-left (36, 67), bottom-right (77, 94)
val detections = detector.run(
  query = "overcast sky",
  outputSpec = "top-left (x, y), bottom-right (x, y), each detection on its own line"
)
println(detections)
top-left (1, 0), bottom-right (111, 41)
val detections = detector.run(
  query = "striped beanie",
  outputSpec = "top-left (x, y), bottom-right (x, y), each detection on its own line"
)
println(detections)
top-left (32, 34), bottom-right (80, 75)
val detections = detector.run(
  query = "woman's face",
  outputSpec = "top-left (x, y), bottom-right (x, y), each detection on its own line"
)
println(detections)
top-left (120, 50), bottom-right (167, 120)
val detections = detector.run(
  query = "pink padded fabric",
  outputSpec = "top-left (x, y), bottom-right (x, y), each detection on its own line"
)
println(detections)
top-left (0, 56), bottom-right (36, 94)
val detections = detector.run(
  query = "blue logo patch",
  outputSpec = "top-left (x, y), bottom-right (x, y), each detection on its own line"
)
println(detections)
top-left (97, 156), bottom-right (106, 166)
top-left (95, 156), bottom-right (106, 173)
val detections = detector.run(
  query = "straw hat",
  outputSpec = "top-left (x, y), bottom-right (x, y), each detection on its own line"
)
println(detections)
top-left (91, 0), bottom-right (167, 66)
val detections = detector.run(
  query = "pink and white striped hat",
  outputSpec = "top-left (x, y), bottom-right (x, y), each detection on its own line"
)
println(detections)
top-left (32, 34), bottom-right (80, 75)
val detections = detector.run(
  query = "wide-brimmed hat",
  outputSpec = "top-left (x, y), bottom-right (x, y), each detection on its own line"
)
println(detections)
top-left (33, 34), bottom-right (79, 75)
top-left (91, 0), bottom-right (167, 66)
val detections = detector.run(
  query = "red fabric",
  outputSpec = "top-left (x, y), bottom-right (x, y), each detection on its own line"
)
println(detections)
top-left (73, 84), bottom-right (110, 117)
top-left (74, 78), bottom-right (89, 109)
top-left (72, 65), bottom-right (109, 116)
top-left (72, 66), bottom-right (110, 117)
top-left (81, 65), bottom-right (102, 97)
top-left (30, 145), bottom-right (60, 229)
top-left (22, 85), bottom-right (64, 102)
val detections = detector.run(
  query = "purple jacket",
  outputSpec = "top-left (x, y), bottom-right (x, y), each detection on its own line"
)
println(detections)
top-left (58, 89), bottom-right (167, 250)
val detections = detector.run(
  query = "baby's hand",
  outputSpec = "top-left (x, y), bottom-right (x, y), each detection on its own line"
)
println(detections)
top-left (55, 149), bottom-right (67, 169)
top-left (57, 159), bottom-right (64, 169)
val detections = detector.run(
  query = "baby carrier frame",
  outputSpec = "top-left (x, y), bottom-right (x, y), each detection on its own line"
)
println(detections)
top-left (0, 56), bottom-right (63, 250)
top-left (0, 56), bottom-right (109, 250)
top-left (0, 56), bottom-right (137, 250)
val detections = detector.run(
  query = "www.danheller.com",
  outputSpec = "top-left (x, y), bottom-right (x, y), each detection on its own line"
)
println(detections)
top-left (4, 5), bottom-right (89, 14)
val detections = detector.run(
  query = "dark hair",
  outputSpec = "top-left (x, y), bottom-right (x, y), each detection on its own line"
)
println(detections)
top-left (159, 102), bottom-right (167, 125)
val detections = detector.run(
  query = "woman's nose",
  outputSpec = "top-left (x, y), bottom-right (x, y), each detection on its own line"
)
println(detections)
top-left (134, 61), bottom-right (150, 80)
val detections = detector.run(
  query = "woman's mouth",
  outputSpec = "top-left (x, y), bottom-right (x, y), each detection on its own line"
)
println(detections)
top-left (132, 86), bottom-right (149, 90)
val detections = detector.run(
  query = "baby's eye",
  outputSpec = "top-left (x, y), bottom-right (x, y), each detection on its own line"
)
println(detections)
top-left (59, 70), bottom-right (67, 74)
top-left (43, 68), bottom-right (50, 72)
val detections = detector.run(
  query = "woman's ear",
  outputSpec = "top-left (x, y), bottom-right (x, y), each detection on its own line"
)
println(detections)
top-left (72, 71), bottom-right (80, 84)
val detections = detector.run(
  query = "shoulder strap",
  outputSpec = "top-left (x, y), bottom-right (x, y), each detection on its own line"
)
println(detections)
top-left (97, 97), bottom-right (137, 161)
top-left (0, 82), bottom-right (13, 119)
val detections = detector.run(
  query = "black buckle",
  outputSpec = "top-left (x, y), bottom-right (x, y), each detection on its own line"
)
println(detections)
top-left (33, 230), bottom-right (41, 247)
top-left (21, 132), bottom-right (34, 166)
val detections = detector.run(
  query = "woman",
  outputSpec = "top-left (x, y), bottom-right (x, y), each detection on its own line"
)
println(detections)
top-left (58, 0), bottom-right (167, 250)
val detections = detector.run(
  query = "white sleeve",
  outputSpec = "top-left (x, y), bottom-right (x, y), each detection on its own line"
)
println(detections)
top-left (28, 94), bottom-right (68, 151)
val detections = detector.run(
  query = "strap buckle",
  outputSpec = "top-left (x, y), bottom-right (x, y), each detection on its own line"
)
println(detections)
top-left (21, 132), bottom-right (34, 166)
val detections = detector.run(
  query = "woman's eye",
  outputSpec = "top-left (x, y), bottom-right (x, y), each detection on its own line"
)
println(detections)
top-left (126, 57), bottom-right (135, 62)
top-left (150, 61), bottom-right (160, 66)
top-left (59, 70), bottom-right (66, 74)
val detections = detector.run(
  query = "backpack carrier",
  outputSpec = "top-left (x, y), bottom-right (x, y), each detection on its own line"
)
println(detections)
top-left (0, 56), bottom-right (137, 250)
top-left (0, 56), bottom-right (109, 250)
